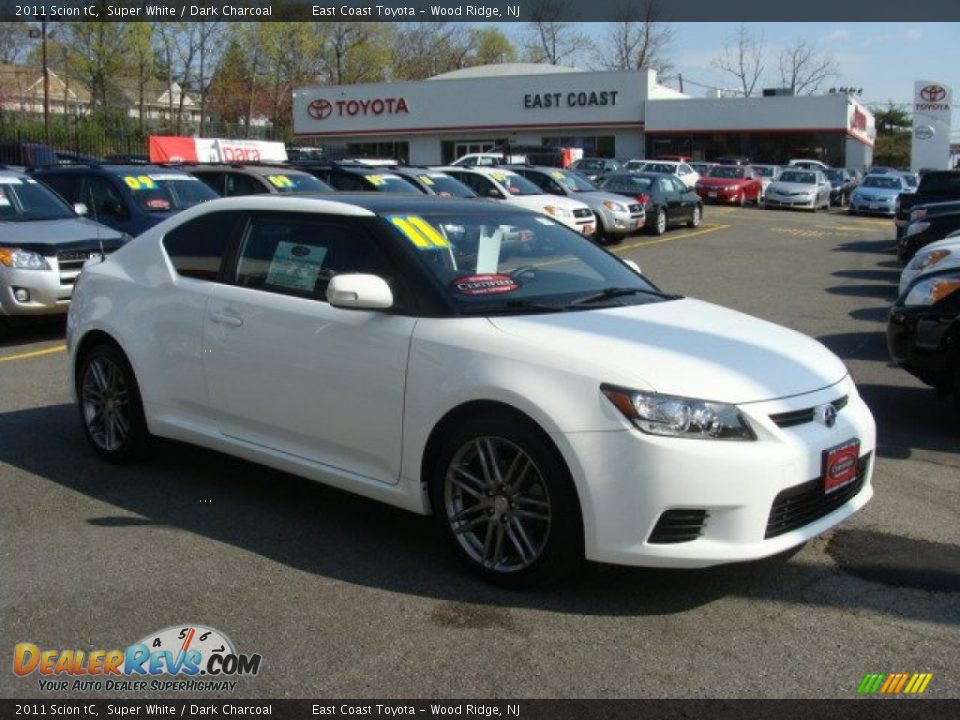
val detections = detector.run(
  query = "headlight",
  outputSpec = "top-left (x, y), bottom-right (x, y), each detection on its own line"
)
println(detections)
top-left (0, 247), bottom-right (48, 270)
top-left (543, 205), bottom-right (572, 219)
top-left (909, 248), bottom-right (951, 271)
top-left (601, 384), bottom-right (756, 440)
top-left (905, 221), bottom-right (930, 237)
top-left (904, 276), bottom-right (960, 307)
top-left (602, 200), bottom-right (627, 212)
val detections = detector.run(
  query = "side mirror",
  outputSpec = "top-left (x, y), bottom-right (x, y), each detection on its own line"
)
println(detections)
top-left (623, 259), bottom-right (642, 275)
top-left (487, 188), bottom-right (504, 199)
top-left (327, 273), bottom-right (393, 310)
top-left (73, 202), bottom-right (88, 216)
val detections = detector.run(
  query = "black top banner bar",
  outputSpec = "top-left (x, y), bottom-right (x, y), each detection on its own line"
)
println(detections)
top-left (0, 0), bottom-right (959, 22)
top-left (2, 700), bottom-right (959, 720)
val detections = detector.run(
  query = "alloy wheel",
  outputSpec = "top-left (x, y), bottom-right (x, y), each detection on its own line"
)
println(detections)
top-left (443, 436), bottom-right (552, 573)
top-left (81, 355), bottom-right (131, 452)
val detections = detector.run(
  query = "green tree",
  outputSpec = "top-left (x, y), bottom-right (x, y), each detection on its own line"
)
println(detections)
top-left (466, 28), bottom-right (517, 66)
top-left (871, 102), bottom-right (912, 167)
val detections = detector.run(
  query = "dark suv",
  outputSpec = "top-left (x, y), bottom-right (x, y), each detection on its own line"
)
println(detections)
top-left (184, 164), bottom-right (334, 196)
top-left (292, 162), bottom-right (421, 193)
top-left (30, 164), bottom-right (219, 236)
top-left (0, 142), bottom-right (58, 168)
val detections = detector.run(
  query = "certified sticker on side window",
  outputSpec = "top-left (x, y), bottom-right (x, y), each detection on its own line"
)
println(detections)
top-left (266, 241), bottom-right (327, 292)
top-left (388, 215), bottom-right (451, 249)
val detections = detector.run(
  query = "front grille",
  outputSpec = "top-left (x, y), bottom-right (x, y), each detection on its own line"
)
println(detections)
top-left (628, 203), bottom-right (643, 214)
top-left (648, 509), bottom-right (708, 544)
top-left (573, 208), bottom-right (593, 219)
top-left (863, 195), bottom-right (888, 202)
top-left (57, 247), bottom-right (111, 286)
top-left (765, 453), bottom-right (870, 539)
top-left (770, 396), bottom-right (848, 428)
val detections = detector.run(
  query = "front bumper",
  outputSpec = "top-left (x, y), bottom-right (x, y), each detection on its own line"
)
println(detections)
top-left (886, 305), bottom-right (953, 389)
top-left (598, 207), bottom-right (645, 236)
top-left (696, 187), bottom-right (742, 204)
top-left (555, 378), bottom-right (876, 567)
top-left (764, 194), bottom-right (816, 209)
top-left (0, 264), bottom-right (74, 317)
top-left (850, 197), bottom-right (896, 216)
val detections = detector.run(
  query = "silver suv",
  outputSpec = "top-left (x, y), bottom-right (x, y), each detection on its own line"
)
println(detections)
top-left (0, 169), bottom-right (126, 340)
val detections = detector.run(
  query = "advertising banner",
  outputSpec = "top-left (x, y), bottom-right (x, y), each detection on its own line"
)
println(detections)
top-left (149, 137), bottom-right (287, 164)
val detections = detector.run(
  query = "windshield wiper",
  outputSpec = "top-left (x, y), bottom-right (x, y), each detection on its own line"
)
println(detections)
top-left (462, 299), bottom-right (571, 315)
top-left (571, 286), bottom-right (682, 305)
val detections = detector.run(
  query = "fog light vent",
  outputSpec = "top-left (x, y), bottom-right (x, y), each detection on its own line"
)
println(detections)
top-left (648, 509), bottom-right (708, 544)
top-left (13, 287), bottom-right (30, 303)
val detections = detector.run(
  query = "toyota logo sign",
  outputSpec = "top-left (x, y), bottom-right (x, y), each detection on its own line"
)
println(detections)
top-left (920, 85), bottom-right (946, 102)
top-left (308, 99), bottom-right (333, 120)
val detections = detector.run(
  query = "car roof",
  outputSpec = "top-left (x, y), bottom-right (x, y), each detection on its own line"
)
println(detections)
top-left (438, 166), bottom-right (521, 177)
top-left (186, 164), bottom-right (312, 176)
top-left (0, 168), bottom-right (29, 179)
top-left (176, 193), bottom-right (512, 219)
top-left (32, 164), bottom-right (188, 175)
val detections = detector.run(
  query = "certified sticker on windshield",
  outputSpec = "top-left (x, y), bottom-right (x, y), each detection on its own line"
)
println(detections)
top-left (452, 274), bottom-right (520, 296)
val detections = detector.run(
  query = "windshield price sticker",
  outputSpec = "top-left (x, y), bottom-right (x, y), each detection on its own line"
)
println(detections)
top-left (388, 215), bottom-right (451, 249)
top-left (452, 274), bottom-right (521, 296)
top-left (123, 176), bottom-right (157, 190)
top-left (267, 175), bottom-right (295, 188)
top-left (418, 175), bottom-right (435, 186)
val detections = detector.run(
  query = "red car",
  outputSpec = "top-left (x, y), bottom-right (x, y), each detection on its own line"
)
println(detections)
top-left (695, 165), bottom-right (763, 206)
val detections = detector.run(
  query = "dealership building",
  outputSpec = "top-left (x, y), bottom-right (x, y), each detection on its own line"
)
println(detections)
top-left (292, 64), bottom-right (875, 169)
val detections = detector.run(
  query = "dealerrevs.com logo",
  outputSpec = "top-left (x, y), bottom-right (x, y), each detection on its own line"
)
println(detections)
top-left (13, 625), bottom-right (262, 693)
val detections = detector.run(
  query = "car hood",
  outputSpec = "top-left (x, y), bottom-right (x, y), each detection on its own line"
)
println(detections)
top-left (488, 298), bottom-right (847, 404)
top-left (698, 176), bottom-right (746, 187)
top-left (576, 191), bottom-right (642, 210)
top-left (0, 217), bottom-right (125, 245)
top-left (768, 181), bottom-right (817, 193)
top-left (854, 186), bottom-right (901, 197)
top-left (502, 194), bottom-right (590, 214)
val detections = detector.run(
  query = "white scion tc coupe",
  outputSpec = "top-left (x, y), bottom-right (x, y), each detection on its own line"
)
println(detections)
top-left (67, 194), bottom-right (875, 586)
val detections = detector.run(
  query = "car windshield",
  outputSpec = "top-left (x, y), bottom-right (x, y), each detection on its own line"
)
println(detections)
top-left (919, 173), bottom-right (960, 193)
top-left (263, 172), bottom-right (332, 194)
top-left (414, 173), bottom-right (476, 197)
top-left (862, 176), bottom-right (902, 189)
top-left (825, 170), bottom-right (845, 181)
top-left (362, 173), bottom-right (420, 193)
top-left (625, 160), bottom-right (646, 170)
top-left (487, 171), bottom-right (543, 196)
top-left (544, 169), bottom-right (597, 192)
top-left (388, 211), bottom-right (670, 313)
top-left (902, 175), bottom-right (918, 188)
top-left (596, 175), bottom-right (654, 194)
top-left (779, 170), bottom-right (816, 184)
top-left (641, 163), bottom-right (676, 174)
top-left (708, 166), bottom-right (745, 179)
top-left (120, 172), bottom-right (219, 213)
top-left (754, 166), bottom-right (776, 177)
top-left (0, 176), bottom-right (76, 221)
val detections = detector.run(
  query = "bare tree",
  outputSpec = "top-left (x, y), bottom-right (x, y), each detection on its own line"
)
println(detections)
top-left (778, 40), bottom-right (838, 95)
top-left (523, 0), bottom-right (593, 66)
top-left (594, 2), bottom-right (673, 76)
top-left (711, 23), bottom-right (766, 97)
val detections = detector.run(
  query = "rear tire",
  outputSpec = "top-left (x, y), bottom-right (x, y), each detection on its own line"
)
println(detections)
top-left (76, 343), bottom-right (150, 463)
top-left (428, 411), bottom-right (583, 587)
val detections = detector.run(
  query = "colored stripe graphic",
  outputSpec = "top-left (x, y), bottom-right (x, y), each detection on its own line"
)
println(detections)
top-left (858, 672), bottom-right (932, 695)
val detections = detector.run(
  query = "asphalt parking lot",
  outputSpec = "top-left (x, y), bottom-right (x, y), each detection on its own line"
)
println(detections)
top-left (1, 203), bottom-right (958, 700)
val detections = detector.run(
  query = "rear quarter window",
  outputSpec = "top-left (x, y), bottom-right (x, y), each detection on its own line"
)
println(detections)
top-left (162, 211), bottom-right (244, 281)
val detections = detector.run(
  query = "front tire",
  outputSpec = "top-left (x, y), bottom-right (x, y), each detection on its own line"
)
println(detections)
top-left (650, 208), bottom-right (667, 236)
top-left (429, 411), bottom-right (583, 587)
top-left (77, 343), bottom-right (150, 463)
top-left (688, 204), bottom-right (702, 228)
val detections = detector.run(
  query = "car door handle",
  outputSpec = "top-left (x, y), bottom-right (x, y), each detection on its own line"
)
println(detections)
top-left (210, 312), bottom-right (243, 327)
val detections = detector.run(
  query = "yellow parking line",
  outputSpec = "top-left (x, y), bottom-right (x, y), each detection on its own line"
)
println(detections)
top-left (0, 344), bottom-right (66, 363)
top-left (612, 223), bottom-right (728, 253)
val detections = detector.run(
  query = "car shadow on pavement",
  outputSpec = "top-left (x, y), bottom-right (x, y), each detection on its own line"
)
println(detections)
top-left (848, 306), bottom-right (891, 323)
top-left (817, 331), bottom-right (891, 363)
top-left (1, 402), bottom-right (955, 622)
top-left (0, 318), bottom-right (65, 350)
top-left (857, 383), bottom-right (959, 459)
top-left (834, 239), bottom-right (896, 255)
top-left (831, 269), bottom-right (900, 283)
top-left (825, 283), bottom-right (899, 301)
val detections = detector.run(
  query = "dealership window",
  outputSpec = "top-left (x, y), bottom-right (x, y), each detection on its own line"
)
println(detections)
top-left (345, 142), bottom-right (409, 163)
top-left (542, 136), bottom-right (615, 158)
top-left (646, 132), bottom-right (847, 167)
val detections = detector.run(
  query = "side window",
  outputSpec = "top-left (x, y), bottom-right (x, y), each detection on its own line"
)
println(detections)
top-left (658, 178), bottom-right (674, 194)
top-left (81, 176), bottom-right (127, 217)
top-left (37, 172), bottom-right (83, 203)
top-left (233, 213), bottom-right (391, 301)
top-left (459, 156), bottom-right (477, 167)
top-left (330, 173), bottom-right (368, 191)
top-left (224, 173), bottom-right (267, 196)
top-left (678, 164), bottom-right (691, 176)
top-left (522, 173), bottom-right (551, 194)
top-left (162, 211), bottom-right (243, 281)
top-left (670, 177), bottom-right (687, 193)
top-left (193, 172), bottom-right (225, 195)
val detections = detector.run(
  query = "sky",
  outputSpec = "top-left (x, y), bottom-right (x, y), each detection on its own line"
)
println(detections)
top-left (506, 22), bottom-right (960, 138)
